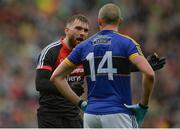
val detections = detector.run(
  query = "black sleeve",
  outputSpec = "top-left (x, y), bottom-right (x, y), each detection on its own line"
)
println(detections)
top-left (35, 69), bottom-right (60, 94)
top-left (35, 43), bottom-right (60, 94)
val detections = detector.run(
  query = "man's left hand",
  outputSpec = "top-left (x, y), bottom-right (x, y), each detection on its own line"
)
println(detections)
top-left (124, 104), bottom-right (148, 126)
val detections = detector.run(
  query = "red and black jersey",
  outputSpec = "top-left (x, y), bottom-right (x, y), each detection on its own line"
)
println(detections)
top-left (35, 38), bottom-right (84, 119)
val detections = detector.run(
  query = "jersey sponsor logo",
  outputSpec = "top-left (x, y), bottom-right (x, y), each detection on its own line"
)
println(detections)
top-left (67, 66), bottom-right (84, 82)
top-left (93, 35), bottom-right (112, 44)
top-left (66, 75), bottom-right (83, 82)
top-left (71, 67), bottom-right (84, 74)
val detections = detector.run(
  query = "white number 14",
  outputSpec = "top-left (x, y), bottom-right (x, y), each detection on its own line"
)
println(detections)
top-left (86, 51), bottom-right (117, 81)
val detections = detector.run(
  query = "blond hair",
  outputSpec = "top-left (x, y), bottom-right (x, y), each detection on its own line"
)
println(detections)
top-left (98, 3), bottom-right (123, 24)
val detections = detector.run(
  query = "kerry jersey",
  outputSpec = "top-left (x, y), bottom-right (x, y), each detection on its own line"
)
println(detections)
top-left (65, 30), bottom-right (143, 115)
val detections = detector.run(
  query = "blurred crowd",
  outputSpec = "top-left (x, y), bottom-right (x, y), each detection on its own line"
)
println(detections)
top-left (0, 0), bottom-right (179, 127)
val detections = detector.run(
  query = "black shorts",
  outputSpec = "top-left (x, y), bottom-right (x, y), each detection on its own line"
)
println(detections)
top-left (37, 112), bottom-right (83, 128)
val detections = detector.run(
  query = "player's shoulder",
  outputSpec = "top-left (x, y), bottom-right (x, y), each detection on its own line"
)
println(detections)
top-left (41, 40), bottom-right (61, 53)
top-left (113, 32), bottom-right (140, 46)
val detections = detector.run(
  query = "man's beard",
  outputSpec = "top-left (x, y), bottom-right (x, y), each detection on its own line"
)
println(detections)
top-left (68, 35), bottom-right (84, 48)
top-left (68, 36), bottom-right (76, 48)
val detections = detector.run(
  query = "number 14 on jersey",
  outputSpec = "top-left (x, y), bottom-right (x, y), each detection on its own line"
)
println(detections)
top-left (86, 51), bottom-right (117, 81)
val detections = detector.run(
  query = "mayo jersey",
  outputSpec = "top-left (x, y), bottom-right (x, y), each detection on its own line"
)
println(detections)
top-left (66, 30), bottom-right (143, 115)
top-left (36, 38), bottom-right (84, 117)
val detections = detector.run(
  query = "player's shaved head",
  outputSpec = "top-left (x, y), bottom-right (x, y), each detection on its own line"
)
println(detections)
top-left (98, 3), bottom-right (122, 24)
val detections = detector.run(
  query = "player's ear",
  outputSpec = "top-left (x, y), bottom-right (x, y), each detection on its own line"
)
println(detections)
top-left (118, 18), bottom-right (123, 25)
top-left (64, 28), bottom-right (69, 35)
top-left (98, 18), bottom-right (103, 26)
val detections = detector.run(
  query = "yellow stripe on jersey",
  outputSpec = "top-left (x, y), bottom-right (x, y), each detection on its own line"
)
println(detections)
top-left (129, 52), bottom-right (139, 61)
top-left (117, 33), bottom-right (140, 46)
top-left (114, 32), bottom-right (143, 55)
top-left (64, 58), bottom-right (76, 67)
top-left (121, 34), bottom-right (143, 55)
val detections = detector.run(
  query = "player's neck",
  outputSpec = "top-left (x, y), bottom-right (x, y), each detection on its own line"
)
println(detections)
top-left (63, 37), bottom-right (72, 49)
top-left (100, 24), bottom-right (118, 32)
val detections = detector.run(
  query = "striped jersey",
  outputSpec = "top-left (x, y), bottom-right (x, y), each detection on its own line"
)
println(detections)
top-left (36, 38), bottom-right (84, 117)
top-left (65, 30), bottom-right (143, 115)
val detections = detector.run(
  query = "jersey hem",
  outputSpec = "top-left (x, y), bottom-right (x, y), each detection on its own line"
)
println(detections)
top-left (85, 110), bottom-right (133, 115)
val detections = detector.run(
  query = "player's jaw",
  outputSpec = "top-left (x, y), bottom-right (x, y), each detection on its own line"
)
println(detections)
top-left (68, 35), bottom-right (84, 48)
top-left (75, 37), bottom-right (84, 44)
top-left (73, 34), bottom-right (86, 45)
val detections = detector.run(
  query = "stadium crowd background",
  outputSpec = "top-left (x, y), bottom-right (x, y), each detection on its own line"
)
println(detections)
top-left (0, 0), bottom-right (179, 127)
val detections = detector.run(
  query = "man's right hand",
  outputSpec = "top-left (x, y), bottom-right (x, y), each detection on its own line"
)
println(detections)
top-left (130, 53), bottom-right (166, 72)
top-left (147, 53), bottom-right (166, 71)
top-left (78, 100), bottom-right (87, 111)
top-left (71, 82), bottom-right (84, 96)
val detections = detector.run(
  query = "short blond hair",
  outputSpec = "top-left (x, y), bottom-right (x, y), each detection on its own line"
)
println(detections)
top-left (98, 3), bottom-right (122, 24)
